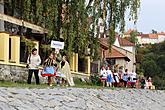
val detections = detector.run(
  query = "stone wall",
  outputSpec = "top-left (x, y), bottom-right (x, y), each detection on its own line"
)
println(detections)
top-left (0, 64), bottom-right (47, 83)
top-left (0, 64), bottom-right (91, 84)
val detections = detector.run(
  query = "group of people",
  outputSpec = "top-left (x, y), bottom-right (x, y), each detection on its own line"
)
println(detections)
top-left (100, 66), bottom-right (152, 89)
top-left (100, 66), bottom-right (137, 88)
top-left (140, 77), bottom-right (153, 89)
top-left (26, 48), bottom-right (75, 87)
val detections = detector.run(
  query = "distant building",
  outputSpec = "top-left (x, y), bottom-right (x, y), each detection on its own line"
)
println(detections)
top-left (123, 29), bottom-right (165, 45)
top-left (99, 36), bottom-right (136, 72)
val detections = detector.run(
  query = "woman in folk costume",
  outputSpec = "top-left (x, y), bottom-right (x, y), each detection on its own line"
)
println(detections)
top-left (60, 55), bottom-right (75, 86)
top-left (113, 69), bottom-right (120, 87)
top-left (100, 66), bottom-right (107, 87)
top-left (42, 52), bottom-right (57, 86)
top-left (106, 66), bottom-right (114, 87)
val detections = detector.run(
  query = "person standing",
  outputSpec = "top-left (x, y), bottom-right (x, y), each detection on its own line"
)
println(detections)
top-left (60, 55), bottom-right (75, 86)
top-left (41, 52), bottom-right (57, 86)
top-left (140, 77), bottom-right (146, 89)
top-left (122, 69), bottom-right (128, 87)
top-left (106, 66), bottom-right (113, 87)
top-left (100, 66), bottom-right (107, 87)
top-left (27, 48), bottom-right (41, 84)
top-left (113, 70), bottom-right (120, 87)
top-left (147, 77), bottom-right (152, 89)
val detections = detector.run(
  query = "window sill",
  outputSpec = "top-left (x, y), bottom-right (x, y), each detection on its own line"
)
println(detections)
top-left (0, 61), bottom-right (26, 67)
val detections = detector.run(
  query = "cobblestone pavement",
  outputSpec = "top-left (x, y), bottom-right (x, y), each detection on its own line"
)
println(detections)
top-left (0, 87), bottom-right (165, 110)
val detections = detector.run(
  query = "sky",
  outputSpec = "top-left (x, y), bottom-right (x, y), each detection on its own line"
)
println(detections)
top-left (125, 0), bottom-right (165, 33)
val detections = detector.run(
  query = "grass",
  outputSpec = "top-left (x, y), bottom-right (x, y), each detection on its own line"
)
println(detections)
top-left (0, 81), bottom-right (105, 89)
top-left (0, 81), bottom-right (51, 89)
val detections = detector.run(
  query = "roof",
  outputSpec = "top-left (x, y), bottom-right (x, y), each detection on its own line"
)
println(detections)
top-left (104, 47), bottom-right (130, 61)
top-left (158, 32), bottom-right (165, 35)
top-left (138, 34), bottom-right (158, 39)
top-left (99, 36), bottom-right (135, 47)
top-left (98, 39), bottom-right (108, 49)
top-left (125, 29), bottom-right (134, 35)
top-left (148, 34), bottom-right (158, 39)
top-left (117, 37), bottom-right (135, 46)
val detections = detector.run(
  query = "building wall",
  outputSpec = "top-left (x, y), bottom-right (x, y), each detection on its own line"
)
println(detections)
top-left (158, 35), bottom-right (165, 43)
top-left (121, 46), bottom-right (134, 53)
top-left (115, 58), bottom-right (126, 71)
top-left (141, 37), bottom-right (150, 44)
top-left (150, 38), bottom-right (158, 44)
top-left (141, 37), bottom-right (158, 44)
top-left (0, 33), bottom-right (43, 82)
top-left (113, 46), bottom-right (136, 72)
top-left (114, 37), bottom-right (120, 47)
top-left (0, 33), bottom-right (9, 63)
top-left (137, 36), bottom-right (142, 44)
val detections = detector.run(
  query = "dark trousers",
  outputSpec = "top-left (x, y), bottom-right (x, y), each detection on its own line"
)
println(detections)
top-left (123, 81), bottom-right (127, 87)
top-left (27, 69), bottom-right (39, 84)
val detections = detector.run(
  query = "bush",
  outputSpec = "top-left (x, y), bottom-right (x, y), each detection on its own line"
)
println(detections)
top-left (90, 73), bottom-right (101, 86)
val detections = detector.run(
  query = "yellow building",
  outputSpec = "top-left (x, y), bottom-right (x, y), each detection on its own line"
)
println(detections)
top-left (0, 32), bottom-right (39, 66)
top-left (0, 32), bottom-right (91, 81)
top-left (0, 14), bottom-right (91, 83)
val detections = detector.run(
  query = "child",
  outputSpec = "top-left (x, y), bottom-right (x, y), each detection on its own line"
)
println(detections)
top-left (100, 66), bottom-right (107, 87)
top-left (41, 52), bottom-right (56, 86)
top-left (140, 77), bottom-right (146, 89)
top-left (106, 66), bottom-right (113, 87)
top-left (147, 77), bottom-right (152, 89)
top-left (122, 69), bottom-right (128, 87)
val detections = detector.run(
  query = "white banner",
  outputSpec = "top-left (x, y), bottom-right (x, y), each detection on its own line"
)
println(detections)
top-left (51, 40), bottom-right (64, 49)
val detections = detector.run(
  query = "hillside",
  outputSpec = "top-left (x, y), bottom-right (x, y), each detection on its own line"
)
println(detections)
top-left (136, 41), bottom-right (165, 89)
top-left (0, 87), bottom-right (165, 110)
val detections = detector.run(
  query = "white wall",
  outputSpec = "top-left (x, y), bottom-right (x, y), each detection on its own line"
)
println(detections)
top-left (113, 46), bottom-right (136, 72)
top-left (116, 59), bottom-right (125, 69)
top-left (158, 35), bottom-right (165, 43)
top-left (121, 46), bottom-right (135, 53)
top-left (142, 37), bottom-right (150, 44)
top-left (150, 38), bottom-right (158, 44)
top-left (114, 37), bottom-right (120, 47)
top-left (137, 36), bottom-right (142, 44)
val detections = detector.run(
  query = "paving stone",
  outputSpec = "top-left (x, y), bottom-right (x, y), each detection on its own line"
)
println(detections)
top-left (0, 87), bottom-right (165, 110)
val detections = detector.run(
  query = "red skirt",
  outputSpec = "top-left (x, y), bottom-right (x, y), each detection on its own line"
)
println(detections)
top-left (41, 72), bottom-right (56, 77)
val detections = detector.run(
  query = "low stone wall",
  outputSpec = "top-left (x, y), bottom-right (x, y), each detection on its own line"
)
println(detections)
top-left (0, 64), bottom-right (90, 84)
top-left (0, 64), bottom-right (28, 82)
top-left (0, 64), bottom-right (48, 83)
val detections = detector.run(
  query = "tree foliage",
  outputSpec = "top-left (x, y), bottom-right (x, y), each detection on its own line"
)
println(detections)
top-left (5, 0), bottom-right (140, 60)
top-left (137, 41), bottom-right (165, 89)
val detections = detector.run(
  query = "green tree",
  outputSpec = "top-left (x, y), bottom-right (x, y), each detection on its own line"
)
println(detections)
top-left (137, 41), bottom-right (165, 89)
top-left (129, 31), bottom-right (138, 44)
top-left (6, 0), bottom-right (141, 60)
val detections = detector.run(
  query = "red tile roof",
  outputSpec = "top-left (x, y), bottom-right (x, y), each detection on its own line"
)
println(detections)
top-left (98, 39), bottom-right (108, 49)
top-left (148, 34), bottom-right (158, 39)
top-left (158, 32), bottom-right (165, 35)
top-left (99, 38), bottom-right (130, 61)
top-left (105, 47), bottom-right (125, 58)
top-left (125, 29), bottom-right (134, 35)
top-left (104, 47), bottom-right (130, 61)
top-left (138, 34), bottom-right (158, 39)
top-left (99, 37), bottom-right (135, 46)
top-left (117, 37), bottom-right (135, 46)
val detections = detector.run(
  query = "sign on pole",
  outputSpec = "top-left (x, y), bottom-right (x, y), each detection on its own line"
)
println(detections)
top-left (51, 40), bottom-right (64, 49)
